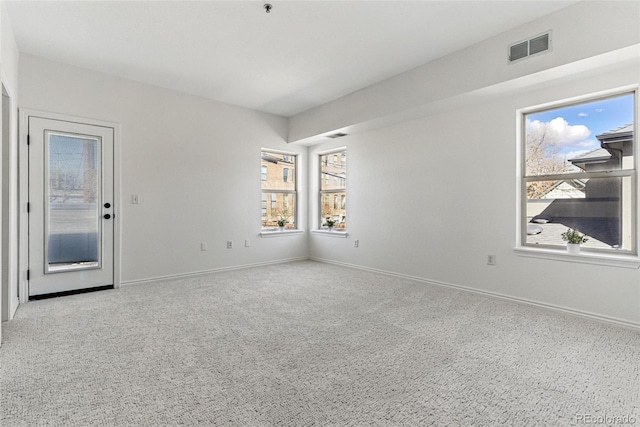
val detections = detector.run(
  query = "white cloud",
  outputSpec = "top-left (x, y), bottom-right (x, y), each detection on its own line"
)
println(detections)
top-left (578, 112), bottom-right (588, 117)
top-left (595, 108), bottom-right (604, 113)
top-left (529, 117), bottom-right (591, 145)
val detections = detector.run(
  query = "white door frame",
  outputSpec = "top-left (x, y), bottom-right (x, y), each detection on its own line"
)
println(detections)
top-left (2, 81), bottom-right (19, 321)
top-left (19, 109), bottom-right (121, 302)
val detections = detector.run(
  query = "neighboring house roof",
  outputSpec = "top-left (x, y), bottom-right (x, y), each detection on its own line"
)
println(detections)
top-left (596, 123), bottom-right (633, 143)
top-left (569, 123), bottom-right (633, 170)
top-left (568, 147), bottom-right (616, 171)
top-left (539, 179), bottom-right (586, 199)
top-left (568, 147), bottom-right (612, 163)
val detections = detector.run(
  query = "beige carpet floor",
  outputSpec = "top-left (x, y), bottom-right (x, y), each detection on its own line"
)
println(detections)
top-left (1, 261), bottom-right (638, 426)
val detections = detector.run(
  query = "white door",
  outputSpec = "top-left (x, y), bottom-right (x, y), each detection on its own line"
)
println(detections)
top-left (28, 116), bottom-right (114, 297)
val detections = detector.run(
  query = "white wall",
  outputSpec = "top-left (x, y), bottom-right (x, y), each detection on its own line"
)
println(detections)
top-left (291, 1), bottom-right (640, 144)
top-left (10, 0), bottom-right (640, 330)
top-left (301, 0), bottom-right (640, 328)
top-left (1, 0), bottom-right (3, 342)
top-left (1, 0), bottom-right (20, 329)
top-left (309, 61), bottom-right (640, 328)
top-left (18, 55), bottom-right (308, 284)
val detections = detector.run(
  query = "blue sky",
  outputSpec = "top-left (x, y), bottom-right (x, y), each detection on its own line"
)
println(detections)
top-left (530, 93), bottom-right (634, 136)
top-left (526, 92), bottom-right (634, 160)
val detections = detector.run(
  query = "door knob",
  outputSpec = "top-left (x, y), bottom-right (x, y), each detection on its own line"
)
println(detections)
top-left (103, 214), bottom-right (112, 220)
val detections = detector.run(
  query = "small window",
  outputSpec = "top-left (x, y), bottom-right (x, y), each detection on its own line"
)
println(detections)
top-left (261, 150), bottom-right (297, 230)
top-left (520, 91), bottom-right (636, 253)
top-left (320, 149), bottom-right (347, 229)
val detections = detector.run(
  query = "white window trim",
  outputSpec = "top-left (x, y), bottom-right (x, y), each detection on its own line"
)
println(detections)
top-left (261, 148), bottom-right (299, 231)
top-left (318, 146), bottom-right (347, 232)
top-left (311, 230), bottom-right (348, 238)
top-left (515, 247), bottom-right (640, 269)
top-left (515, 85), bottom-right (639, 266)
top-left (260, 229), bottom-right (304, 238)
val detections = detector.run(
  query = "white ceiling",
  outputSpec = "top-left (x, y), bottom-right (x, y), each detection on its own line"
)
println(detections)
top-left (5, 0), bottom-right (577, 117)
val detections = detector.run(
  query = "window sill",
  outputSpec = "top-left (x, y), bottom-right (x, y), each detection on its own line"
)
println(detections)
top-left (514, 247), bottom-right (640, 269)
top-left (260, 229), bottom-right (304, 238)
top-left (311, 229), bottom-right (348, 238)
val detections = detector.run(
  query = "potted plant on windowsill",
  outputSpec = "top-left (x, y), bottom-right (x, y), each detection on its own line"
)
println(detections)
top-left (324, 218), bottom-right (336, 231)
top-left (561, 228), bottom-right (588, 254)
top-left (275, 208), bottom-right (291, 231)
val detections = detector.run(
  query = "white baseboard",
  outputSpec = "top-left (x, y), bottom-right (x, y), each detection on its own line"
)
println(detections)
top-left (310, 257), bottom-right (640, 331)
top-left (121, 257), bottom-right (310, 286)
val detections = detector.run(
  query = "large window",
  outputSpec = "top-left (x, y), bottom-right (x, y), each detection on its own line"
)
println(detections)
top-left (320, 149), bottom-right (346, 229)
top-left (261, 151), bottom-right (297, 230)
top-left (521, 91), bottom-right (636, 253)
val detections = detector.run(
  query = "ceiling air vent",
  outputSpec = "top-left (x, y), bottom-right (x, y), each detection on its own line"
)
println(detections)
top-left (510, 41), bottom-right (529, 62)
top-left (509, 31), bottom-right (551, 63)
top-left (326, 132), bottom-right (348, 139)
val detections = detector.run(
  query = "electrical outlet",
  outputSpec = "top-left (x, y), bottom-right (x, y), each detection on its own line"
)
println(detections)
top-left (227, 240), bottom-right (233, 249)
top-left (131, 194), bottom-right (140, 204)
top-left (201, 242), bottom-right (207, 251)
top-left (354, 239), bottom-right (359, 248)
top-left (245, 239), bottom-right (250, 247)
top-left (487, 255), bottom-right (496, 265)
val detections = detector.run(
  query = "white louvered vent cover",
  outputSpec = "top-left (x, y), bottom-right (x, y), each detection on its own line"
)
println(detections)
top-left (326, 132), bottom-right (348, 139)
top-left (509, 32), bottom-right (551, 63)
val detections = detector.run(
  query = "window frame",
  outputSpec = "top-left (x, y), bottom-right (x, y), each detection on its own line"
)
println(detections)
top-left (318, 147), bottom-right (347, 232)
top-left (261, 149), bottom-right (298, 232)
top-left (517, 86), bottom-right (639, 262)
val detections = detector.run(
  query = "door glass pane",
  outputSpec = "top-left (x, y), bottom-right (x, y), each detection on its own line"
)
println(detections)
top-left (46, 132), bottom-right (101, 272)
